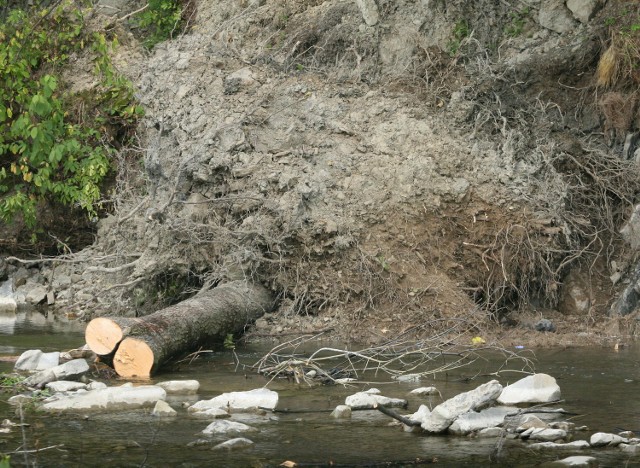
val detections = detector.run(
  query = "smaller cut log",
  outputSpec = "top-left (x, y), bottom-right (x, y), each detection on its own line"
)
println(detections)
top-left (99, 281), bottom-right (274, 377)
top-left (85, 317), bottom-right (137, 356)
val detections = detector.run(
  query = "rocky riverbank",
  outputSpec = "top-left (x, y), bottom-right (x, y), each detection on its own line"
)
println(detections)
top-left (2, 344), bottom-right (638, 467)
top-left (3, 0), bottom-right (640, 349)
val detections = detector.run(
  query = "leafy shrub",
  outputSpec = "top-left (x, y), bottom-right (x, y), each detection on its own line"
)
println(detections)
top-left (0, 1), bottom-right (143, 229)
top-left (135, 0), bottom-right (184, 49)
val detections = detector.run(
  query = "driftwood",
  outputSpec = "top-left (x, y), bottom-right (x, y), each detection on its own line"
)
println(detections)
top-left (85, 281), bottom-right (274, 377)
top-left (373, 403), bottom-right (422, 427)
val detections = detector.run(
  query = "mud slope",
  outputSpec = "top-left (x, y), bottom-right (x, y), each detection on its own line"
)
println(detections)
top-left (47, 1), bottom-right (640, 344)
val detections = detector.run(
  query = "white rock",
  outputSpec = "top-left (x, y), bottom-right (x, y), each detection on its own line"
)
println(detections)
top-left (345, 390), bottom-right (407, 409)
top-left (589, 432), bottom-right (628, 447)
top-left (25, 286), bottom-right (47, 304)
top-left (202, 420), bottom-right (258, 435)
top-left (86, 381), bottom-right (107, 390)
top-left (40, 385), bottom-right (166, 412)
top-left (189, 408), bottom-right (230, 419)
top-left (410, 386), bottom-right (438, 396)
top-left (530, 440), bottom-right (590, 449)
top-left (620, 443), bottom-right (640, 454)
top-left (331, 405), bottom-right (352, 419)
top-left (525, 428), bottom-right (567, 442)
top-left (188, 388), bottom-right (278, 413)
top-left (403, 404), bottom-right (430, 432)
top-left (24, 359), bottom-right (89, 387)
top-left (538, 0), bottom-right (577, 34)
top-left (420, 380), bottom-right (503, 433)
top-left (497, 374), bottom-right (561, 405)
top-left (478, 427), bottom-right (504, 438)
top-left (14, 350), bottom-right (60, 372)
top-left (335, 378), bottom-right (358, 384)
top-left (355, 0), bottom-right (379, 26)
top-left (393, 374), bottom-right (421, 382)
top-left (566, 0), bottom-right (605, 24)
top-left (0, 296), bottom-right (17, 313)
top-left (545, 456), bottom-right (598, 467)
top-left (152, 400), bottom-right (177, 417)
top-left (156, 380), bottom-right (200, 394)
top-left (8, 395), bottom-right (32, 406)
top-left (448, 406), bottom-right (516, 435)
top-left (45, 381), bottom-right (87, 393)
top-left (212, 437), bottom-right (254, 451)
top-left (516, 414), bottom-right (548, 432)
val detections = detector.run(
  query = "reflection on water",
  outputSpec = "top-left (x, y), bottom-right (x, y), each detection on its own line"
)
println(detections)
top-left (0, 308), bottom-right (85, 355)
top-left (1, 317), bottom-right (640, 467)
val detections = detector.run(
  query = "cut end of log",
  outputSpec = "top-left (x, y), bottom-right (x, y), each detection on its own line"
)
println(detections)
top-left (85, 317), bottom-right (125, 355)
top-left (113, 337), bottom-right (154, 378)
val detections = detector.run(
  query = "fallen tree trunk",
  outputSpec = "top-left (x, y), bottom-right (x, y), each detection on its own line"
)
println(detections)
top-left (85, 281), bottom-right (275, 377)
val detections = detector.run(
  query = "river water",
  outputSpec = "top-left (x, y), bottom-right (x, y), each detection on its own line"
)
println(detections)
top-left (1, 309), bottom-right (639, 467)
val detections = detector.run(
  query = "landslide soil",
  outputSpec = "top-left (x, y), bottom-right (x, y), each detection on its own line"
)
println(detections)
top-left (12, 0), bottom-right (640, 349)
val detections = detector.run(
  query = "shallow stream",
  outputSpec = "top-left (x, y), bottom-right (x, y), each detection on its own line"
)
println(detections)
top-left (1, 310), bottom-right (639, 467)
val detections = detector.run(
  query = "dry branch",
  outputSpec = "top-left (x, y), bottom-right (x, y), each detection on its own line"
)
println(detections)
top-left (374, 403), bottom-right (422, 427)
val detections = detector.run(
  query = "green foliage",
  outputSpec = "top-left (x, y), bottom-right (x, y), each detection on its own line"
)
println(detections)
top-left (0, 454), bottom-right (9, 468)
top-left (135, 0), bottom-right (183, 49)
top-left (0, 373), bottom-right (26, 392)
top-left (448, 20), bottom-right (469, 56)
top-left (91, 33), bottom-right (145, 126)
top-left (223, 333), bottom-right (236, 350)
top-left (504, 7), bottom-right (531, 37)
top-left (0, 1), bottom-right (143, 229)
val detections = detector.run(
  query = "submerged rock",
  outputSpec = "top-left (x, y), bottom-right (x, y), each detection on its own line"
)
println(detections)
top-left (419, 380), bottom-right (503, 433)
top-left (497, 374), bottom-right (561, 405)
top-left (212, 437), bottom-right (254, 451)
top-left (523, 427), bottom-right (567, 442)
top-left (331, 405), bottom-right (352, 419)
top-left (40, 385), bottom-right (166, 412)
top-left (529, 440), bottom-right (590, 450)
top-left (190, 407), bottom-right (230, 419)
top-left (152, 400), bottom-right (177, 417)
top-left (543, 455), bottom-right (598, 467)
top-left (448, 406), bottom-right (516, 435)
top-left (202, 420), bottom-right (258, 435)
top-left (409, 386), bottom-right (439, 396)
top-left (515, 414), bottom-right (548, 432)
top-left (477, 427), bottom-right (504, 438)
top-left (189, 388), bottom-right (278, 413)
top-left (345, 388), bottom-right (407, 409)
top-left (156, 380), bottom-right (200, 394)
top-left (392, 374), bottom-right (421, 383)
top-left (589, 432), bottom-right (628, 447)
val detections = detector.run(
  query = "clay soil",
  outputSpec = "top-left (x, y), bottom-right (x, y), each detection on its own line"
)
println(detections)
top-left (6, 0), bottom-right (640, 350)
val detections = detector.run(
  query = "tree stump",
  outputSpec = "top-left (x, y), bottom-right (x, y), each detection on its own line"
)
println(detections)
top-left (85, 281), bottom-right (274, 377)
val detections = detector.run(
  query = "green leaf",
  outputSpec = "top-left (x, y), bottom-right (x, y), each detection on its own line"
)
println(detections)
top-left (29, 95), bottom-right (52, 117)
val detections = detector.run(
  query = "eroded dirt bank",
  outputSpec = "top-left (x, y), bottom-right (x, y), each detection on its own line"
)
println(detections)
top-left (8, 0), bottom-right (640, 347)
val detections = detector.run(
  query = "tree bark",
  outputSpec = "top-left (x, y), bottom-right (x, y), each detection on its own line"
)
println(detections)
top-left (84, 281), bottom-right (275, 377)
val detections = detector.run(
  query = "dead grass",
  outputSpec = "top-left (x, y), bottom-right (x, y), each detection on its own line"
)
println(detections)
top-left (596, 45), bottom-right (619, 87)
